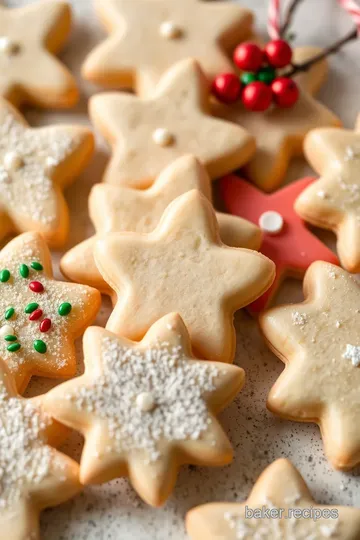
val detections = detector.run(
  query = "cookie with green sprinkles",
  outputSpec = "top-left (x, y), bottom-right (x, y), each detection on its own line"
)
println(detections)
top-left (0, 232), bottom-right (101, 393)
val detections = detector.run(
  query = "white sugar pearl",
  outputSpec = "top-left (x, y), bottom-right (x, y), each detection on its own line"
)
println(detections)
top-left (0, 325), bottom-right (14, 338)
top-left (160, 21), bottom-right (182, 39)
top-left (0, 37), bottom-right (20, 55)
top-left (4, 152), bottom-right (23, 172)
top-left (258, 211), bottom-right (284, 235)
top-left (136, 392), bottom-right (156, 412)
top-left (152, 128), bottom-right (174, 147)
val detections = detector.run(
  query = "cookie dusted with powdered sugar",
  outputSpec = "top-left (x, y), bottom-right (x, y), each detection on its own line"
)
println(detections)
top-left (45, 313), bottom-right (245, 506)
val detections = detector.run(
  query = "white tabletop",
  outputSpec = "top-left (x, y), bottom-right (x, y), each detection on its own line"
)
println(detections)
top-left (7, 0), bottom-right (360, 538)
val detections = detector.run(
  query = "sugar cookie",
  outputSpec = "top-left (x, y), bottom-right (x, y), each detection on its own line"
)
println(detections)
top-left (0, 98), bottom-right (94, 248)
top-left (94, 190), bottom-right (275, 363)
top-left (260, 261), bottom-right (360, 470)
top-left (220, 174), bottom-right (339, 312)
top-left (0, 0), bottom-right (79, 109)
top-left (44, 313), bottom-right (245, 506)
top-left (82, 0), bottom-right (253, 96)
top-left (89, 59), bottom-right (255, 189)
top-left (0, 232), bottom-right (101, 393)
top-left (61, 155), bottom-right (261, 292)
top-left (186, 458), bottom-right (360, 539)
top-left (212, 46), bottom-right (341, 192)
top-left (295, 117), bottom-right (360, 272)
top-left (0, 359), bottom-right (80, 540)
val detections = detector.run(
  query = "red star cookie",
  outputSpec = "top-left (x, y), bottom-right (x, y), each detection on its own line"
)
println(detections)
top-left (0, 0), bottom-right (79, 109)
top-left (0, 232), bottom-right (101, 393)
top-left (45, 313), bottom-right (245, 506)
top-left (0, 360), bottom-right (80, 540)
top-left (82, 0), bottom-right (253, 96)
top-left (220, 174), bottom-right (339, 312)
top-left (186, 459), bottom-right (360, 539)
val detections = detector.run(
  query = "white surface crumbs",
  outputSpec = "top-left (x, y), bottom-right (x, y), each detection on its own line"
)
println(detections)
top-left (3, 0), bottom-right (358, 538)
top-left (0, 108), bottom-right (76, 225)
top-left (342, 344), bottom-right (360, 367)
top-left (0, 380), bottom-right (52, 508)
top-left (66, 338), bottom-right (218, 461)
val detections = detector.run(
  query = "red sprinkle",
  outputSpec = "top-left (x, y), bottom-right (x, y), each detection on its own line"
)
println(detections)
top-left (40, 318), bottom-right (52, 333)
top-left (29, 308), bottom-right (43, 321)
top-left (29, 281), bottom-right (44, 293)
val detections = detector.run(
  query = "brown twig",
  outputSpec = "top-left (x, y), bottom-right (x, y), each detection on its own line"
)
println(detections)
top-left (280, 0), bottom-right (306, 38)
top-left (286, 27), bottom-right (358, 76)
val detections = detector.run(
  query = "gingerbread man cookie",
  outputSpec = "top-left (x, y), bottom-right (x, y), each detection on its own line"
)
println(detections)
top-left (0, 98), bottom-right (94, 248)
top-left (45, 313), bottom-right (245, 506)
top-left (94, 190), bottom-right (275, 364)
top-left (213, 46), bottom-right (341, 192)
top-left (82, 0), bottom-right (253, 96)
top-left (261, 261), bottom-right (360, 470)
top-left (61, 156), bottom-right (261, 292)
top-left (220, 174), bottom-right (339, 312)
top-left (0, 360), bottom-right (80, 540)
top-left (186, 459), bottom-right (360, 539)
top-left (0, 232), bottom-right (101, 393)
top-left (0, 0), bottom-right (79, 109)
top-left (89, 59), bottom-right (255, 189)
top-left (295, 117), bottom-right (360, 272)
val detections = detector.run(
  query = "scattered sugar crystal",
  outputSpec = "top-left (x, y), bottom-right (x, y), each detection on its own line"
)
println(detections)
top-left (342, 344), bottom-right (360, 367)
top-left (292, 312), bottom-right (308, 326)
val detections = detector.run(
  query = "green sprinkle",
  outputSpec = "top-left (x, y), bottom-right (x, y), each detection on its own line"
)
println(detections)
top-left (7, 343), bottom-right (21, 353)
top-left (0, 269), bottom-right (10, 283)
top-left (241, 72), bottom-right (257, 86)
top-left (257, 66), bottom-right (276, 85)
top-left (31, 262), bottom-right (43, 271)
top-left (25, 302), bottom-right (39, 314)
top-left (58, 302), bottom-right (72, 316)
top-left (34, 340), bottom-right (47, 354)
top-left (5, 308), bottom-right (15, 320)
top-left (4, 335), bottom-right (17, 342)
top-left (19, 264), bottom-right (29, 278)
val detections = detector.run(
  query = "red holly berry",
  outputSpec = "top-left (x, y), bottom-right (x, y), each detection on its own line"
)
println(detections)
top-left (233, 42), bottom-right (263, 72)
top-left (212, 73), bottom-right (242, 104)
top-left (29, 281), bottom-right (44, 293)
top-left (242, 82), bottom-right (273, 112)
top-left (271, 77), bottom-right (299, 108)
top-left (40, 318), bottom-right (52, 333)
top-left (29, 308), bottom-right (43, 321)
top-left (264, 39), bottom-right (293, 68)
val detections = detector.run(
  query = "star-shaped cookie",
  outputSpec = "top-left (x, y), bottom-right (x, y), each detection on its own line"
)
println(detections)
top-left (94, 190), bottom-right (275, 363)
top-left (89, 59), bottom-right (255, 189)
top-left (82, 0), bottom-right (253, 96)
top-left (295, 117), bottom-right (360, 272)
top-left (260, 261), bottom-right (360, 470)
top-left (0, 359), bottom-right (80, 540)
top-left (44, 313), bottom-right (245, 506)
top-left (220, 174), bottom-right (339, 312)
top-left (0, 0), bottom-right (79, 109)
top-left (0, 98), bottom-right (94, 248)
top-left (0, 232), bottom-right (101, 393)
top-left (61, 155), bottom-right (261, 292)
top-left (213, 46), bottom-right (341, 192)
top-left (186, 458), bottom-right (360, 539)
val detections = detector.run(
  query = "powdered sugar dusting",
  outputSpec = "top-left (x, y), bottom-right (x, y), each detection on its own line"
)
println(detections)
top-left (0, 378), bottom-right (53, 509)
top-left (342, 344), bottom-right (360, 367)
top-left (0, 109), bottom-right (77, 225)
top-left (292, 312), bottom-right (308, 326)
top-left (66, 336), bottom-right (219, 462)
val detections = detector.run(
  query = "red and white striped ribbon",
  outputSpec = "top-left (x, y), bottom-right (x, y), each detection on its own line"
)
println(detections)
top-left (267, 0), bottom-right (360, 39)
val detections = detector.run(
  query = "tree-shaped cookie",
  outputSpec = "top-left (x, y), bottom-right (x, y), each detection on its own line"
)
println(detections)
top-left (296, 117), bottom-right (360, 272)
top-left (82, 0), bottom-right (253, 96)
top-left (94, 190), bottom-right (275, 364)
top-left (0, 0), bottom-right (78, 109)
top-left (45, 313), bottom-right (245, 506)
top-left (89, 59), bottom-right (255, 189)
top-left (186, 459), bottom-right (360, 539)
top-left (61, 155), bottom-right (261, 292)
top-left (0, 232), bottom-right (101, 393)
top-left (0, 98), bottom-right (94, 248)
top-left (0, 359), bottom-right (80, 540)
top-left (260, 261), bottom-right (360, 470)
